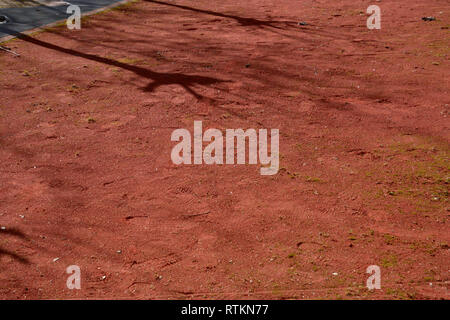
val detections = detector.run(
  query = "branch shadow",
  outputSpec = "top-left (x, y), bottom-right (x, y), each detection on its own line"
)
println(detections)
top-left (144, 0), bottom-right (297, 29)
top-left (1, 26), bottom-right (227, 99)
top-left (0, 228), bottom-right (30, 264)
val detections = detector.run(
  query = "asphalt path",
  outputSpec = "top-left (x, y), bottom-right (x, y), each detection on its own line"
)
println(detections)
top-left (0, 0), bottom-right (126, 39)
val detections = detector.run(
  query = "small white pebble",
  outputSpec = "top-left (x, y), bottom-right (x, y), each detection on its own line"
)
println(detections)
top-left (52, 257), bottom-right (60, 262)
top-left (332, 272), bottom-right (338, 276)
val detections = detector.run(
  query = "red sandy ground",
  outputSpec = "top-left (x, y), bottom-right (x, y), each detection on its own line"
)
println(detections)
top-left (0, 0), bottom-right (448, 299)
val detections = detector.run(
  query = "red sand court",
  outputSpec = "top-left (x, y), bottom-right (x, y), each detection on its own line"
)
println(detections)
top-left (0, 0), bottom-right (448, 299)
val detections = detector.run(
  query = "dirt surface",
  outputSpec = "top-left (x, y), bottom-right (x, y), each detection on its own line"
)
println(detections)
top-left (0, 0), bottom-right (449, 299)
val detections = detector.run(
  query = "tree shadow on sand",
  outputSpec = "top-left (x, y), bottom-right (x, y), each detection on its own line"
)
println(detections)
top-left (0, 227), bottom-right (30, 264)
top-left (144, 0), bottom-right (298, 29)
top-left (1, 26), bottom-right (228, 99)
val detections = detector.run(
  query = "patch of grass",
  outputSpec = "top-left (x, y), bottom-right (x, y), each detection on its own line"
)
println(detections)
top-left (305, 176), bottom-right (323, 183)
top-left (348, 235), bottom-right (357, 241)
top-left (287, 172), bottom-right (299, 179)
top-left (383, 234), bottom-right (396, 245)
top-left (362, 229), bottom-right (375, 238)
top-left (385, 288), bottom-right (415, 300)
top-left (381, 254), bottom-right (398, 268)
top-left (43, 20), bottom-right (68, 32)
top-left (111, 0), bottom-right (140, 12)
top-left (117, 57), bottom-right (142, 65)
top-left (425, 39), bottom-right (450, 58)
top-left (423, 269), bottom-right (436, 282)
top-left (360, 136), bottom-right (449, 217)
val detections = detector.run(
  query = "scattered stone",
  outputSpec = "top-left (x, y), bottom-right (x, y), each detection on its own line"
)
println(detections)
top-left (332, 272), bottom-right (338, 276)
top-left (52, 257), bottom-right (60, 262)
top-left (298, 22), bottom-right (308, 26)
top-left (422, 17), bottom-right (436, 21)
